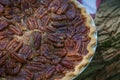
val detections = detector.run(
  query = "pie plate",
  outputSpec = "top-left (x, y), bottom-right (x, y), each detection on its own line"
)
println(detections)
top-left (0, 0), bottom-right (97, 80)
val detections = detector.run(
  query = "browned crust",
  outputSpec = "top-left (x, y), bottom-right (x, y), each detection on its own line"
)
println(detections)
top-left (61, 0), bottom-right (97, 80)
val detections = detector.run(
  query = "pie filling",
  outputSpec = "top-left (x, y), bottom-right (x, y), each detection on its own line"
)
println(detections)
top-left (0, 0), bottom-right (90, 80)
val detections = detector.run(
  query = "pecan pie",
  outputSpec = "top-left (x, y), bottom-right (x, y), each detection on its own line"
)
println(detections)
top-left (0, 0), bottom-right (96, 80)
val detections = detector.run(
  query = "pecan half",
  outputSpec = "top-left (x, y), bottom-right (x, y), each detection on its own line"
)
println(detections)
top-left (5, 61), bottom-right (22, 75)
top-left (0, 39), bottom-right (9, 50)
top-left (51, 20), bottom-right (68, 28)
top-left (56, 64), bottom-right (64, 72)
top-left (48, 33), bottom-right (64, 43)
top-left (27, 17), bottom-right (39, 30)
top-left (40, 15), bottom-right (51, 27)
top-left (0, 29), bottom-right (13, 37)
top-left (30, 31), bottom-right (41, 50)
top-left (66, 3), bottom-right (76, 20)
top-left (54, 48), bottom-right (67, 57)
top-left (65, 56), bottom-right (83, 61)
top-left (45, 66), bottom-right (55, 78)
top-left (34, 6), bottom-right (48, 19)
top-left (51, 14), bottom-right (68, 21)
top-left (48, 0), bottom-right (61, 12)
top-left (6, 38), bottom-right (23, 52)
top-left (25, 61), bottom-right (45, 71)
top-left (19, 45), bottom-right (32, 59)
top-left (61, 59), bottom-right (74, 69)
top-left (41, 44), bottom-right (52, 59)
top-left (0, 20), bottom-right (8, 31)
top-left (9, 25), bottom-right (23, 36)
top-left (18, 69), bottom-right (33, 80)
top-left (57, 0), bottom-right (69, 14)
top-left (33, 56), bottom-right (50, 63)
top-left (9, 51), bottom-right (26, 63)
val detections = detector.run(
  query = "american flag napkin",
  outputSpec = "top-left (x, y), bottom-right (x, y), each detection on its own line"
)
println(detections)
top-left (78, 0), bottom-right (102, 18)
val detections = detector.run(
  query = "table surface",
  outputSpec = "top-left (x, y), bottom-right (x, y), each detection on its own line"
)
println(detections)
top-left (76, 0), bottom-right (120, 80)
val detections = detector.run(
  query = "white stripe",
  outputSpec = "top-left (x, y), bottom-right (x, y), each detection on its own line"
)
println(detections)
top-left (81, 0), bottom-right (97, 14)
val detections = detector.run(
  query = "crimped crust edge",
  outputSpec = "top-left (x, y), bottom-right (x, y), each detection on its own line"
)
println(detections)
top-left (61, 0), bottom-right (97, 80)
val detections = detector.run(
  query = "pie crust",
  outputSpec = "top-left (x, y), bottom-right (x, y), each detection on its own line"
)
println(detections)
top-left (61, 0), bottom-right (97, 80)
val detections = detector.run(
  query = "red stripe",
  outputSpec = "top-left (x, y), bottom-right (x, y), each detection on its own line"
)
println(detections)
top-left (90, 14), bottom-right (95, 18)
top-left (96, 0), bottom-right (102, 8)
top-left (78, 0), bottom-right (82, 3)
